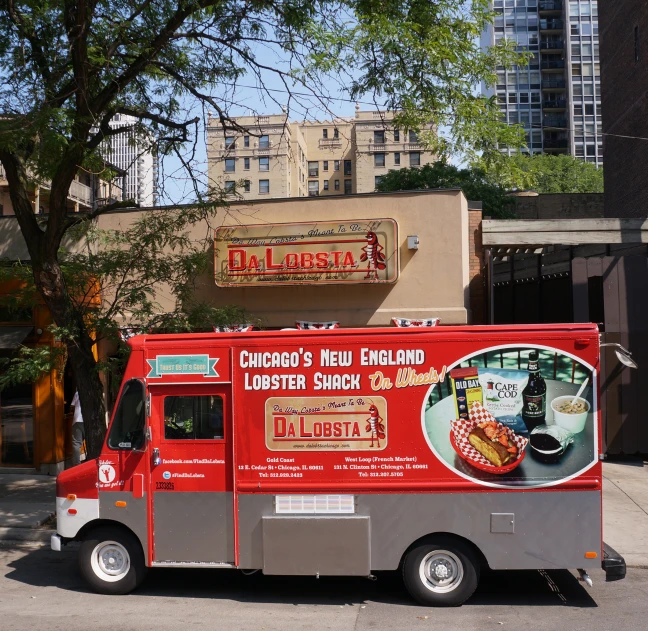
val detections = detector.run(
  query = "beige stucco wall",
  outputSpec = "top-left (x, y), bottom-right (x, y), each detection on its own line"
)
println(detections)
top-left (0, 190), bottom-right (471, 327)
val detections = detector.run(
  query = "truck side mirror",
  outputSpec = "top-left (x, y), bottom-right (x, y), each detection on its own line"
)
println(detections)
top-left (600, 343), bottom-right (638, 369)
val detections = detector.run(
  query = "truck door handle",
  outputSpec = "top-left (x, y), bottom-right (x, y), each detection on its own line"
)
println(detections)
top-left (152, 448), bottom-right (161, 467)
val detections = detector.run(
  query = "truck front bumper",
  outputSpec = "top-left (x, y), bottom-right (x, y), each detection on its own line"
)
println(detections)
top-left (602, 542), bottom-right (626, 581)
top-left (51, 534), bottom-right (62, 552)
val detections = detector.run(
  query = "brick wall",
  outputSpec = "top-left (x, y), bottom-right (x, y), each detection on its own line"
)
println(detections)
top-left (468, 207), bottom-right (485, 324)
top-left (600, 1), bottom-right (648, 217)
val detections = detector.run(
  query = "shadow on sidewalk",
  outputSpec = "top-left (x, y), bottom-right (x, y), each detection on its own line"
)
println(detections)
top-left (3, 544), bottom-right (598, 608)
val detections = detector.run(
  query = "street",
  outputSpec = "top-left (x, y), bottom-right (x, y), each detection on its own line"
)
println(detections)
top-left (1, 543), bottom-right (646, 631)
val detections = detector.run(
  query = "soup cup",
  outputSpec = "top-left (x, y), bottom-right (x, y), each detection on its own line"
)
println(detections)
top-left (551, 395), bottom-right (590, 434)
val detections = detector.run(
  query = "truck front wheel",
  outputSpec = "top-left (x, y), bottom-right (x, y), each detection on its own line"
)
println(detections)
top-left (402, 537), bottom-right (480, 607)
top-left (79, 526), bottom-right (147, 595)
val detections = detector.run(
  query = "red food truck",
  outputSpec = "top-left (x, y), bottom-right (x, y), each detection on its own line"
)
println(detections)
top-left (52, 324), bottom-right (626, 606)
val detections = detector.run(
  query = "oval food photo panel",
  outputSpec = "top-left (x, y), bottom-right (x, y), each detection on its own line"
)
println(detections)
top-left (422, 344), bottom-right (597, 488)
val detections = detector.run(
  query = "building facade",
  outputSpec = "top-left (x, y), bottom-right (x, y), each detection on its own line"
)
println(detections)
top-left (102, 114), bottom-right (158, 207)
top-left (482, 0), bottom-right (602, 166)
top-left (207, 108), bottom-right (435, 200)
top-left (1, 189), bottom-right (480, 472)
top-left (599, 0), bottom-right (648, 218)
top-left (0, 162), bottom-right (122, 217)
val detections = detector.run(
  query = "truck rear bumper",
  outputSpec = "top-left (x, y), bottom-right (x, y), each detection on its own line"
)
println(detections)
top-left (602, 542), bottom-right (626, 581)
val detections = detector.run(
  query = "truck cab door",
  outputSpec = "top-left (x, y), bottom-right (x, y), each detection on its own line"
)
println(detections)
top-left (148, 384), bottom-right (234, 565)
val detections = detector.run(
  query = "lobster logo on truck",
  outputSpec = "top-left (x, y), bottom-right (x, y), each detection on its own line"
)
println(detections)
top-left (265, 396), bottom-right (387, 451)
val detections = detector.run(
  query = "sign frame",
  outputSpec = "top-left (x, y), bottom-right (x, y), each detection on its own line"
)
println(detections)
top-left (214, 218), bottom-right (399, 287)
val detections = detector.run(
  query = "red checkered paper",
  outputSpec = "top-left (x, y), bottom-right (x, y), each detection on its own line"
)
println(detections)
top-left (450, 401), bottom-right (528, 470)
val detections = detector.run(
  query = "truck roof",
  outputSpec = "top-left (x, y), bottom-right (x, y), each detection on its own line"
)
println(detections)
top-left (128, 323), bottom-right (599, 350)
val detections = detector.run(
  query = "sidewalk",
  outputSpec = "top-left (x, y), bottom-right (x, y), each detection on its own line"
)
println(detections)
top-left (603, 460), bottom-right (648, 568)
top-left (0, 462), bottom-right (646, 567)
top-left (0, 473), bottom-right (56, 543)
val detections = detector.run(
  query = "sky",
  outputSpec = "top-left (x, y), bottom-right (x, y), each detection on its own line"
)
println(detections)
top-left (156, 42), bottom-right (380, 206)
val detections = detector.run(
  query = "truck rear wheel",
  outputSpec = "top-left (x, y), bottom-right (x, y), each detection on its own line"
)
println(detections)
top-left (402, 537), bottom-right (480, 607)
top-left (79, 526), bottom-right (147, 595)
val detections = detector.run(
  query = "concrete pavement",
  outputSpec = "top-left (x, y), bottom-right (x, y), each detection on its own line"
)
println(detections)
top-left (602, 460), bottom-right (648, 568)
top-left (0, 474), bottom-right (55, 543)
top-left (1, 544), bottom-right (647, 630)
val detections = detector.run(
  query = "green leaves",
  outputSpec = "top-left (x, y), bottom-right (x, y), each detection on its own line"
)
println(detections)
top-left (505, 154), bottom-right (604, 194)
top-left (376, 155), bottom-right (604, 218)
top-left (0, 344), bottom-right (65, 391)
top-left (376, 160), bottom-right (516, 218)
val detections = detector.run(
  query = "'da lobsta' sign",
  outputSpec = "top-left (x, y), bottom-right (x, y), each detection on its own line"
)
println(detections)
top-left (214, 219), bottom-right (398, 286)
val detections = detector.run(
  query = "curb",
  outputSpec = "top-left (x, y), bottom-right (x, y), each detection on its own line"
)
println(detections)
top-left (0, 527), bottom-right (54, 544)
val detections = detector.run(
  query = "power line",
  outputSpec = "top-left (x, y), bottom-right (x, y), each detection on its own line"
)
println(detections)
top-left (217, 81), bottom-right (648, 143)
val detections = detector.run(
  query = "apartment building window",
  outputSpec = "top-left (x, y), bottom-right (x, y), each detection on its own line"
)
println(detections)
top-left (244, 157), bottom-right (250, 170)
top-left (408, 130), bottom-right (419, 143)
top-left (225, 136), bottom-right (235, 149)
top-left (409, 152), bottom-right (421, 167)
top-left (323, 181), bottom-right (329, 191)
top-left (244, 136), bottom-right (250, 148)
top-left (244, 180), bottom-right (250, 193)
top-left (344, 180), bottom-right (352, 195)
top-left (259, 135), bottom-right (270, 149)
top-left (323, 161), bottom-right (329, 171)
top-left (374, 130), bottom-right (385, 144)
top-left (225, 158), bottom-right (235, 172)
top-left (375, 176), bottom-right (383, 189)
top-left (334, 179), bottom-right (340, 191)
top-left (374, 153), bottom-right (386, 167)
top-left (323, 129), bottom-right (328, 139)
top-left (344, 160), bottom-right (352, 176)
top-left (334, 160), bottom-right (340, 171)
top-left (334, 128), bottom-right (339, 139)
top-left (308, 181), bottom-right (320, 197)
top-left (394, 152), bottom-right (401, 166)
top-left (225, 180), bottom-right (236, 192)
top-left (308, 161), bottom-right (319, 177)
top-left (259, 180), bottom-right (270, 194)
top-left (259, 156), bottom-right (269, 171)
top-left (394, 129), bottom-right (400, 142)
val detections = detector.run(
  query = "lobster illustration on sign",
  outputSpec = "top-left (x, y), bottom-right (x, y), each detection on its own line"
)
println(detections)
top-left (360, 231), bottom-right (387, 280)
top-left (366, 404), bottom-right (386, 448)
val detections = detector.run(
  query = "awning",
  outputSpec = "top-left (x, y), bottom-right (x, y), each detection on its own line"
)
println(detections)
top-left (0, 326), bottom-right (33, 349)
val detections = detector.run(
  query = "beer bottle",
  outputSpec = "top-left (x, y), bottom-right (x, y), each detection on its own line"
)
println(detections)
top-left (522, 350), bottom-right (546, 431)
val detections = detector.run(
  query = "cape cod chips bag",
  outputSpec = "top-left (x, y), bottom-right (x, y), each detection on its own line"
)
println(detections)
top-left (478, 368), bottom-right (529, 433)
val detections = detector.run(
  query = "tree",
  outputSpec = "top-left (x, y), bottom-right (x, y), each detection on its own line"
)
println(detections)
top-left (376, 161), bottom-right (515, 218)
top-left (506, 153), bottom-right (604, 194)
top-left (0, 0), bottom-right (524, 457)
top-left (0, 208), bottom-right (258, 431)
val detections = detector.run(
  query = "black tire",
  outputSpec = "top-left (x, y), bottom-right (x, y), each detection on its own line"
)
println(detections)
top-left (402, 536), bottom-right (480, 607)
top-left (79, 526), bottom-right (147, 595)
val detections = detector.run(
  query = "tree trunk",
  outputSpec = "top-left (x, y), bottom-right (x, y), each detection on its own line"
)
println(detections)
top-left (0, 151), bottom-right (108, 459)
top-left (32, 261), bottom-right (108, 459)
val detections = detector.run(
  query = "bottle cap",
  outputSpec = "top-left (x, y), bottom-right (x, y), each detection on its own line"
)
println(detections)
top-left (529, 350), bottom-right (538, 361)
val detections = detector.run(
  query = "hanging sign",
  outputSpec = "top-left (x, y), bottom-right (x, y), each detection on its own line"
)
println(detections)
top-left (214, 219), bottom-right (398, 286)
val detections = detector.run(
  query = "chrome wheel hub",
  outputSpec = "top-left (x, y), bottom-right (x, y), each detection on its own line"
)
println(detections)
top-left (90, 541), bottom-right (131, 582)
top-left (419, 549), bottom-right (464, 593)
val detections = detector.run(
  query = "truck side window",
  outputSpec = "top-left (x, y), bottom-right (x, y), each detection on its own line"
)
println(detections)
top-left (164, 395), bottom-right (224, 440)
top-left (107, 380), bottom-right (146, 450)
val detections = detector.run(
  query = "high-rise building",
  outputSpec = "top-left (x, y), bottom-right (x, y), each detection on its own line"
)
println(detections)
top-left (207, 107), bottom-right (435, 200)
top-left (481, 0), bottom-right (602, 166)
top-left (599, 0), bottom-right (648, 217)
top-left (102, 114), bottom-right (158, 207)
